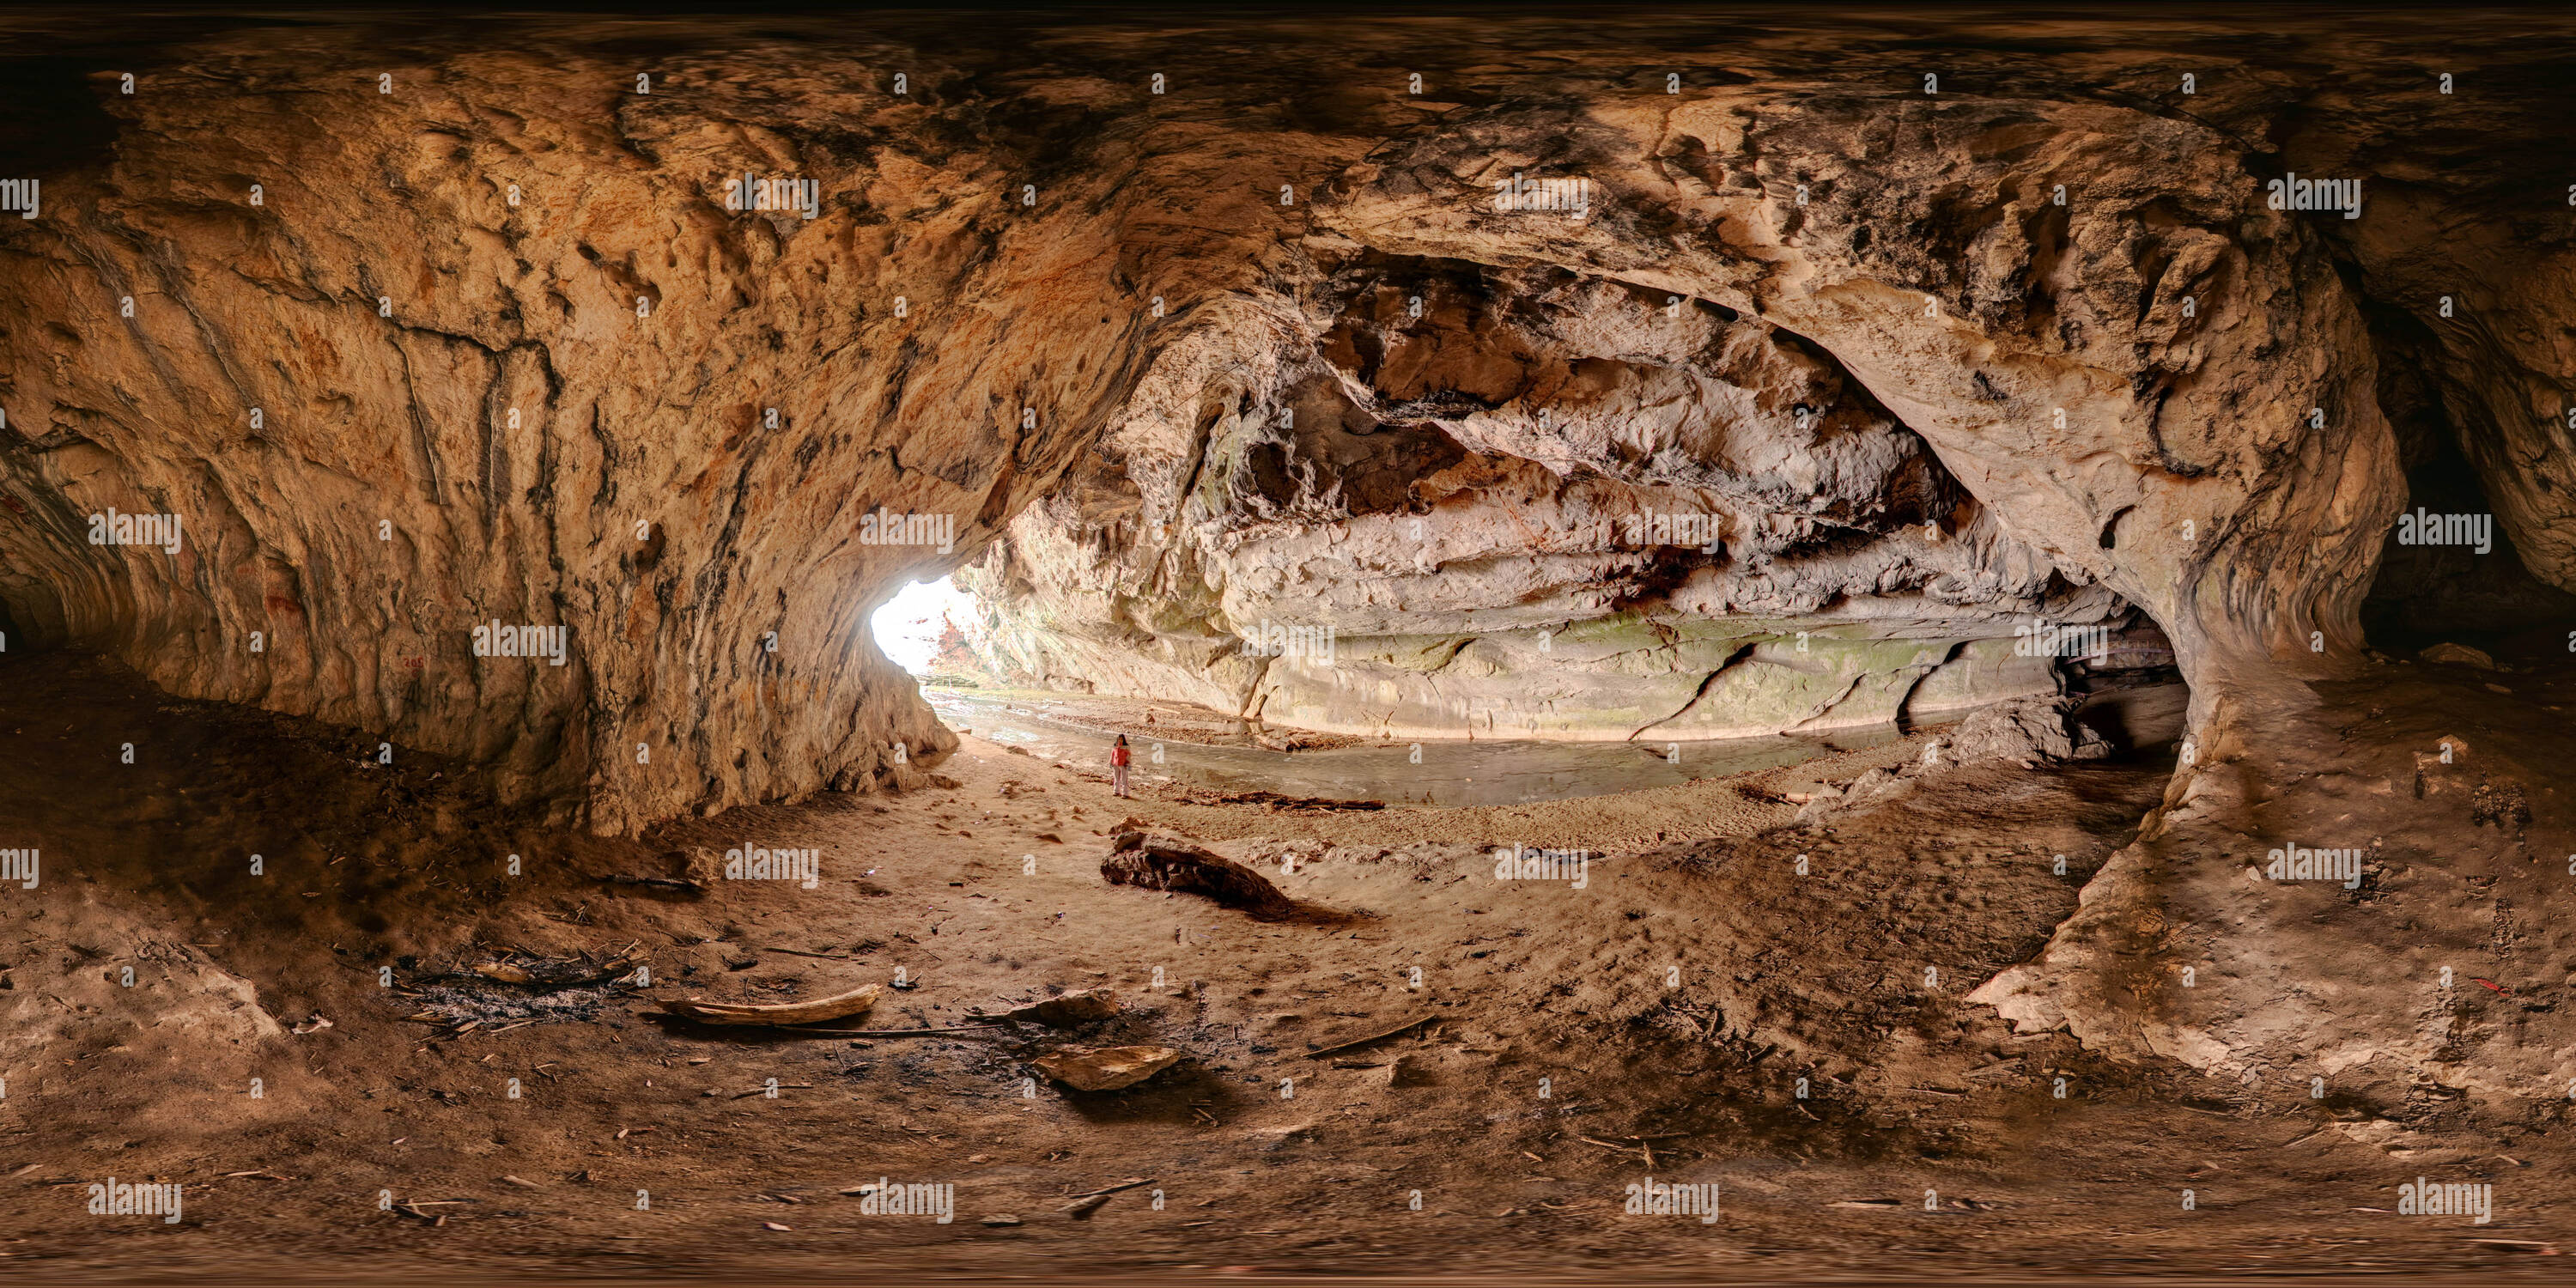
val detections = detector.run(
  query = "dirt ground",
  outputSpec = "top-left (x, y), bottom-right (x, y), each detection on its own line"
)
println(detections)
top-left (2, 650), bottom-right (2573, 1284)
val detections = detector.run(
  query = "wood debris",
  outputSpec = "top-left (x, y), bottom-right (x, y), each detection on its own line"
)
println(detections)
top-left (659, 984), bottom-right (881, 1026)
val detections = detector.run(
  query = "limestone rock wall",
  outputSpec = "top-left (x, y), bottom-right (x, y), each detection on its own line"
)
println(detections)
top-left (0, 32), bottom-right (1285, 830)
top-left (5, 13), bottom-right (2569, 844)
top-left (955, 274), bottom-right (2112, 738)
top-left (959, 64), bottom-right (2401, 740)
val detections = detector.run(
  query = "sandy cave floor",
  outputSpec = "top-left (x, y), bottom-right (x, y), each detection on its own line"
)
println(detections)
top-left (1, 652), bottom-right (2573, 1282)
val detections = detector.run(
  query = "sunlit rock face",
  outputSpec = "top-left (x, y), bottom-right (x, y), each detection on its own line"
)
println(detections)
top-left (959, 262), bottom-right (2110, 739)
top-left (957, 61), bottom-right (2408, 739)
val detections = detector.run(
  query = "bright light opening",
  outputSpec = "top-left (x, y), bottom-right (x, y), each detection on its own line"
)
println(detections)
top-left (870, 575), bottom-right (977, 677)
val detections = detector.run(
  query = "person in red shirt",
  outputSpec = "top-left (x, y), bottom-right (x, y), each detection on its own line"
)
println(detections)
top-left (1111, 734), bottom-right (1132, 799)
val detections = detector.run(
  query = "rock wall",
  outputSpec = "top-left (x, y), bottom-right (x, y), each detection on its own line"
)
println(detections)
top-left (0, 27), bottom-right (1230, 830)
top-left (957, 261), bottom-right (2111, 739)
top-left (4, 12), bottom-right (2572, 860)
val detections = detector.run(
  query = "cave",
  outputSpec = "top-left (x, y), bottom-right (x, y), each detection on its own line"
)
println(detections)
top-left (3, 6), bottom-right (2573, 1280)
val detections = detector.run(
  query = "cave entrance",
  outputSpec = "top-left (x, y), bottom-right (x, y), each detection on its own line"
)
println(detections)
top-left (2359, 435), bottom-right (2576, 659)
top-left (868, 574), bottom-right (979, 678)
top-left (2357, 304), bottom-right (2576, 659)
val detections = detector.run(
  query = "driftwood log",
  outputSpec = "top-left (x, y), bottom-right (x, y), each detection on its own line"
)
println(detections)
top-left (1101, 832), bottom-right (1298, 920)
top-left (658, 983), bottom-right (881, 1026)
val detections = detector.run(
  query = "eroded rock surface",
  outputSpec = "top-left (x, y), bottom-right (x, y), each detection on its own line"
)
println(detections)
top-left (0, 18), bottom-right (2421, 827)
top-left (960, 263), bottom-right (2109, 740)
top-left (4, 11), bottom-right (2576, 1108)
